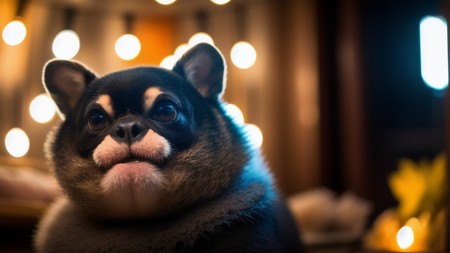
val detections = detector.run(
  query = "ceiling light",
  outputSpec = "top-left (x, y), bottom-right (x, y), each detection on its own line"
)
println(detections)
top-left (2, 20), bottom-right (27, 46)
top-left (52, 30), bottom-right (80, 59)
top-left (231, 41), bottom-right (257, 69)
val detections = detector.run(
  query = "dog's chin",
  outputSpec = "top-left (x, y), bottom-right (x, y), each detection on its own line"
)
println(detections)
top-left (99, 161), bottom-right (167, 218)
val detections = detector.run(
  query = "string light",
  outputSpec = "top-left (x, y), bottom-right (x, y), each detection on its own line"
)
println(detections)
top-left (155, 0), bottom-right (177, 5)
top-left (174, 43), bottom-right (189, 59)
top-left (231, 41), bottom-right (257, 69)
top-left (244, 124), bottom-right (263, 148)
top-left (2, 20), bottom-right (27, 46)
top-left (5, 128), bottom-right (30, 158)
top-left (231, 5), bottom-right (257, 69)
top-left (2, 0), bottom-right (28, 46)
top-left (115, 34), bottom-right (141, 61)
top-left (29, 93), bottom-right (56, 123)
top-left (115, 14), bottom-right (141, 61)
top-left (211, 0), bottom-right (231, 5)
top-left (52, 30), bottom-right (80, 59)
top-left (224, 104), bottom-right (244, 125)
top-left (160, 55), bottom-right (177, 69)
top-left (188, 32), bottom-right (214, 47)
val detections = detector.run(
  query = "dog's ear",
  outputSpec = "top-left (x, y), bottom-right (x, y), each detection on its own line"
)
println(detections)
top-left (43, 59), bottom-right (98, 119)
top-left (172, 43), bottom-right (226, 100)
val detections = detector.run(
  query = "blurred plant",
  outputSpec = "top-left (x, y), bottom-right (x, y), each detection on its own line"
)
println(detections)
top-left (364, 153), bottom-right (447, 251)
top-left (389, 153), bottom-right (447, 220)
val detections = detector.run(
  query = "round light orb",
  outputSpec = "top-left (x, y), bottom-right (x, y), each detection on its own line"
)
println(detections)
top-left (115, 34), bottom-right (141, 61)
top-left (52, 30), bottom-right (80, 59)
top-left (5, 128), bottom-right (30, 158)
top-left (174, 43), bottom-right (189, 59)
top-left (396, 225), bottom-right (414, 250)
top-left (224, 104), bottom-right (244, 125)
top-left (188, 32), bottom-right (214, 47)
top-left (2, 20), bottom-right (27, 46)
top-left (155, 0), bottom-right (176, 5)
top-left (160, 55), bottom-right (177, 69)
top-left (231, 41), bottom-right (257, 69)
top-left (244, 124), bottom-right (263, 148)
top-left (30, 93), bottom-right (56, 123)
top-left (210, 0), bottom-right (231, 5)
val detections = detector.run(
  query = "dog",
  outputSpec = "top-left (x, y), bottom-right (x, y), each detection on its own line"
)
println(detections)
top-left (34, 43), bottom-right (302, 252)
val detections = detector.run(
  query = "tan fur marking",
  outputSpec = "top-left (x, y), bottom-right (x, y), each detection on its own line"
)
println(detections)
top-left (131, 130), bottom-right (171, 160)
top-left (144, 87), bottom-right (162, 111)
top-left (96, 95), bottom-right (114, 116)
top-left (93, 130), bottom-right (171, 168)
top-left (93, 135), bottom-right (129, 167)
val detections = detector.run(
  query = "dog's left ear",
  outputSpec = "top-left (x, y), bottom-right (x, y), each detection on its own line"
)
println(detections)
top-left (43, 60), bottom-right (98, 119)
top-left (173, 43), bottom-right (226, 100)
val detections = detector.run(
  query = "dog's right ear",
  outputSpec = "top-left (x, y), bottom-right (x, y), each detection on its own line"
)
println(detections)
top-left (43, 59), bottom-right (98, 119)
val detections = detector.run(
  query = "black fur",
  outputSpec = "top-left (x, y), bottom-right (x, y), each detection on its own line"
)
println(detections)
top-left (35, 43), bottom-right (302, 252)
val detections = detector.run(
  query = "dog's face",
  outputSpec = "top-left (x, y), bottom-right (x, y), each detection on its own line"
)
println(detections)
top-left (44, 44), bottom-right (249, 219)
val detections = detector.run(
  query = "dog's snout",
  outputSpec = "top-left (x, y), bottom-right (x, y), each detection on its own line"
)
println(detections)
top-left (113, 121), bottom-right (146, 144)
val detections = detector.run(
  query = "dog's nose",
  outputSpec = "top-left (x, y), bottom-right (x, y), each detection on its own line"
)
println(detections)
top-left (113, 121), bottom-right (147, 144)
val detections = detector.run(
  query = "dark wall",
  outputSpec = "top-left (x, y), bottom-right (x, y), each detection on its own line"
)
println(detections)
top-left (317, 0), bottom-right (446, 215)
top-left (360, 0), bottom-right (445, 213)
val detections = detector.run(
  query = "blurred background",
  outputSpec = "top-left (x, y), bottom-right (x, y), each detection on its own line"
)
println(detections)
top-left (0, 0), bottom-right (449, 252)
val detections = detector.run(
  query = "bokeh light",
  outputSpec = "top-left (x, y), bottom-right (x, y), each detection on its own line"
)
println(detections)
top-left (115, 34), bottom-right (141, 61)
top-left (396, 225), bottom-right (414, 250)
top-left (231, 41), bottom-right (257, 69)
top-left (188, 32), bottom-right (214, 47)
top-left (160, 55), bottom-right (177, 69)
top-left (155, 0), bottom-right (177, 5)
top-left (210, 0), bottom-right (231, 5)
top-left (244, 124), bottom-right (263, 148)
top-left (420, 16), bottom-right (448, 90)
top-left (52, 30), bottom-right (80, 59)
top-left (2, 20), bottom-right (27, 46)
top-left (224, 103), bottom-right (244, 125)
top-left (5, 128), bottom-right (30, 158)
top-left (174, 43), bottom-right (189, 59)
top-left (29, 93), bottom-right (56, 123)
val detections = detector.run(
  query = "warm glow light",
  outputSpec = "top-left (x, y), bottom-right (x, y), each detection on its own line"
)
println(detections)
top-left (115, 34), bottom-right (141, 61)
top-left (2, 20), bottom-right (27, 46)
top-left (52, 30), bottom-right (80, 59)
top-left (397, 225), bottom-right (414, 250)
top-left (210, 0), bottom-right (231, 5)
top-left (224, 104), bottom-right (244, 125)
top-left (420, 16), bottom-right (448, 90)
top-left (160, 55), bottom-right (177, 69)
top-left (30, 93), bottom-right (56, 123)
top-left (231, 41), bottom-right (257, 69)
top-left (188, 32), bottom-right (214, 47)
top-left (5, 128), bottom-right (30, 158)
top-left (174, 43), bottom-right (189, 59)
top-left (155, 0), bottom-right (176, 5)
top-left (245, 124), bottom-right (263, 148)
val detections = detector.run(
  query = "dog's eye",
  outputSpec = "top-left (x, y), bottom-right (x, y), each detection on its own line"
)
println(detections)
top-left (87, 110), bottom-right (110, 132)
top-left (152, 100), bottom-right (178, 122)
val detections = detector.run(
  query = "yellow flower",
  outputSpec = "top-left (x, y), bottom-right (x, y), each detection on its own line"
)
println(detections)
top-left (388, 153), bottom-right (447, 220)
top-left (388, 158), bottom-right (426, 219)
top-left (365, 153), bottom-right (447, 251)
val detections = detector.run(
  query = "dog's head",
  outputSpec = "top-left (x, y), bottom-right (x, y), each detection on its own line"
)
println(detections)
top-left (44, 43), bottom-right (249, 219)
